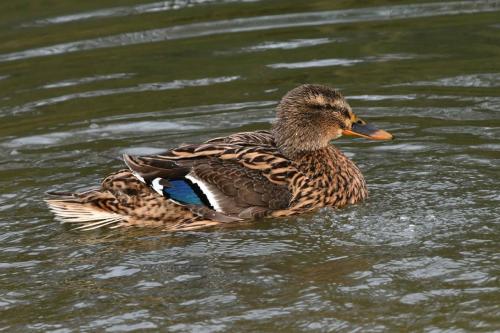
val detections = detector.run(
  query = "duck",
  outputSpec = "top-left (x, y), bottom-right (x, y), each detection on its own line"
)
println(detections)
top-left (46, 84), bottom-right (393, 231)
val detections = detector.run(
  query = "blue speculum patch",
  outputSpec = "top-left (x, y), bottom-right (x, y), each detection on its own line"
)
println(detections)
top-left (162, 179), bottom-right (206, 206)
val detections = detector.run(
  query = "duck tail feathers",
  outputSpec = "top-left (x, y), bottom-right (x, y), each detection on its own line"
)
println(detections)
top-left (45, 194), bottom-right (125, 231)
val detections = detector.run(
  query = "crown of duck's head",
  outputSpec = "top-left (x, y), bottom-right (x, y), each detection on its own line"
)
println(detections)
top-left (272, 84), bottom-right (393, 156)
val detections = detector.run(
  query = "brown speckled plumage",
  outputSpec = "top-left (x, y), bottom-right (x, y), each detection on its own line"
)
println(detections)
top-left (46, 84), bottom-right (392, 231)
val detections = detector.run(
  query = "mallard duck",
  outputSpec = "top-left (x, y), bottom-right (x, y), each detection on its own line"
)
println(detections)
top-left (46, 84), bottom-right (393, 231)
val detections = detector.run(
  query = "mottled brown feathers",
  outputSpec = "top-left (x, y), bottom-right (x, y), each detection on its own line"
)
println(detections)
top-left (46, 84), bottom-right (371, 231)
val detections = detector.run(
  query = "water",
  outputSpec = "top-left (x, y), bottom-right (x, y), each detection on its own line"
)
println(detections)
top-left (0, 0), bottom-right (499, 331)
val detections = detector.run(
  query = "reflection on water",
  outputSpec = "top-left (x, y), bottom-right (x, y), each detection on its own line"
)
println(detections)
top-left (388, 72), bottom-right (500, 87)
top-left (2, 76), bottom-right (240, 117)
top-left (0, 0), bottom-right (499, 331)
top-left (40, 73), bottom-right (135, 89)
top-left (268, 53), bottom-right (416, 69)
top-left (22, 0), bottom-right (260, 27)
top-left (238, 38), bottom-right (340, 52)
top-left (2, 0), bottom-right (500, 63)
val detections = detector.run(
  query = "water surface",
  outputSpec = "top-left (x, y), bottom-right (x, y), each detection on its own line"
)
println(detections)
top-left (0, 0), bottom-right (499, 331)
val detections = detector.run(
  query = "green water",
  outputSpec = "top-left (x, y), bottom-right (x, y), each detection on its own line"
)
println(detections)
top-left (0, 0), bottom-right (499, 331)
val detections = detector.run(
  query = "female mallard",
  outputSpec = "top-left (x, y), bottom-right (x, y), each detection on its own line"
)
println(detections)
top-left (47, 84), bottom-right (393, 231)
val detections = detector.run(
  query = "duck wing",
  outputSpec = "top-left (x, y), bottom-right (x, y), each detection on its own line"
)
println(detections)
top-left (124, 151), bottom-right (292, 219)
top-left (205, 130), bottom-right (275, 146)
top-left (123, 131), bottom-right (296, 219)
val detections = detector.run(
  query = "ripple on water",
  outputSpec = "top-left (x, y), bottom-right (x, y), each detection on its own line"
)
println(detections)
top-left (0, 292), bottom-right (29, 310)
top-left (93, 266), bottom-right (141, 280)
top-left (98, 100), bottom-right (276, 121)
top-left (1, 76), bottom-right (240, 117)
top-left (2, 1), bottom-right (500, 62)
top-left (387, 73), bottom-right (500, 88)
top-left (349, 94), bottom-right (418, 101)
top-left (2, 100), bottom-right (276, 150)
top-left (267, 53), bottom-right (416, 69)
top-left (120, 147), bottom-right (168, 156)
top-left (424, 126), bottom-right (500, 140)
top-left (359, 105), bottom-right (497, 120)
top-left (2, 122), bottom-right (201, 148)
top-left (469, 143), bottom-right (500, 151)
top-left (0, 260), bottom-right (42, 269)
top-left (40, 73), bottom-right (134, 89)
top-left (86, 310), bottom-right (157, 331)
top-left (234, 37), bottom-right (340, 53)
top-left (370, 143), bottom-right (427, 152)
top-left (21, 0), bottom-right (259, 27)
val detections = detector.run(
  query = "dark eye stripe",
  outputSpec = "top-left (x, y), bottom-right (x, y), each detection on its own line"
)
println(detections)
top-left (340, 108), bottom-right (350, 118)
top-left (307, 102), bottom-right (351, 122)
top-left (308, 103), bottom-right (328, 110)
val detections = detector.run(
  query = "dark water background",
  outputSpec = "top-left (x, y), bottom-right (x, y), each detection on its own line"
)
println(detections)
top-left (0, 0), bottom-right (499, 331)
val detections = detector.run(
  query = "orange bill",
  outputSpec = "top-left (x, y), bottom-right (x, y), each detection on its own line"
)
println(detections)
top-left (342, 122), bottom-right (393, 140)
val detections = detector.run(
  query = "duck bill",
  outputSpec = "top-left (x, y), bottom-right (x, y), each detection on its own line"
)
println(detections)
top-left (342, 122), bottom-right (393, 140)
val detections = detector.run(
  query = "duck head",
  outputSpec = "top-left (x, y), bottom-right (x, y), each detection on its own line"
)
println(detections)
top-left (272, 84), bottom-right (393, 156)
